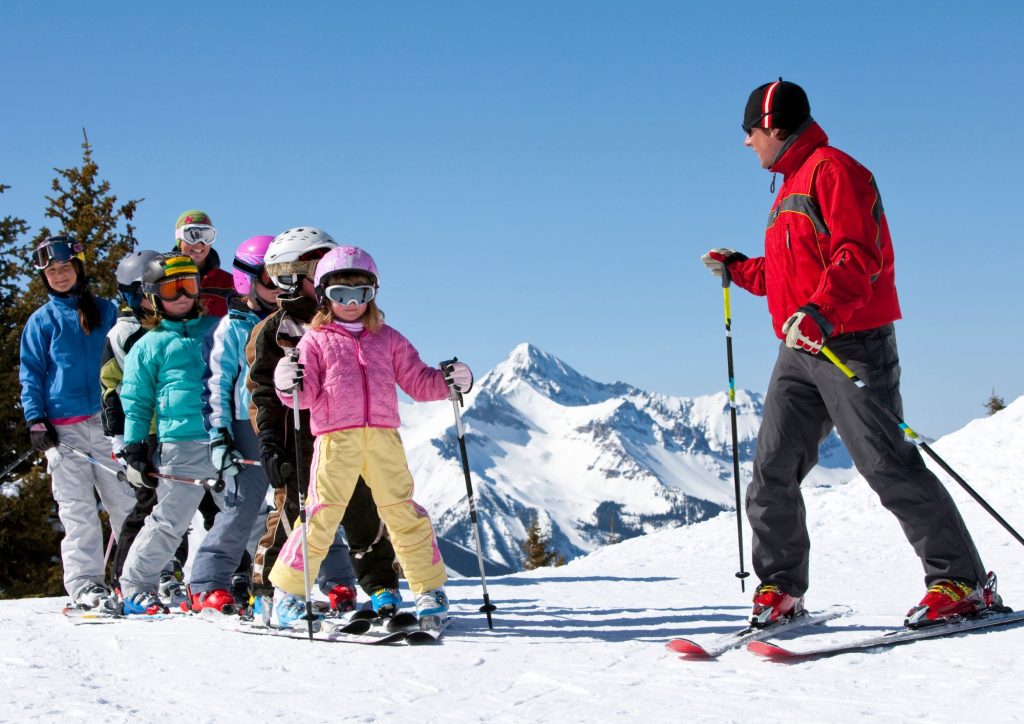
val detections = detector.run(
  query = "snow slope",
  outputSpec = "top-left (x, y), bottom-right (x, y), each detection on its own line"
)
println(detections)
top-left (2, 398), bottom-right (1022, 722)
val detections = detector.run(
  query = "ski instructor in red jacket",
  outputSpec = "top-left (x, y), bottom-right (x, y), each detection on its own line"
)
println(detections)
top-left (702, 79), bottom-right (1000, 627)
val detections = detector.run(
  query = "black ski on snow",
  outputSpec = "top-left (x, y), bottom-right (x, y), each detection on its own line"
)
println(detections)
top-left (747, 608), bottom-right (1024, 660)
top-left (232, 610), bottom-right (452, 645)
top-left (666, 607), bottom-right (851, 659)
top-left (405, 615), bottom-right (453, 645)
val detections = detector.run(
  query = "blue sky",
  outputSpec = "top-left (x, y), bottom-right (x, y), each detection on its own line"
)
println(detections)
top-left (3, 1), bottom-right (1022, 436)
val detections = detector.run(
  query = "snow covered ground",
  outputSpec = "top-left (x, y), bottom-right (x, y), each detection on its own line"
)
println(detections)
top-left (3, 398), bottom-right (1023, 723)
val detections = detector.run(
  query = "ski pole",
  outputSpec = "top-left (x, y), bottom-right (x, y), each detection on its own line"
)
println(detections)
top-left (821, 345), bottom-right (1024, 548)
top-left (720, 271), bottom-right (750, 592)
top-left (442, 358), bottom-right (497, 629)
top-left (59, 443), bottom-right (224, 493)
top-left (0, 448), bottom-right (37, 481)
top-left (103, 530), bottom-right (116, 568)
top-left (287, 348), bottom-right (316, 642)
top-left (150, 471), bottom-right (225, 493)
top-left (59, 442), bottom-right (131, 483)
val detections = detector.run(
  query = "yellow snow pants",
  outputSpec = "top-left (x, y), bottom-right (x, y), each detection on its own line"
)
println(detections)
top-left (269, 427), bottom-right (446, 596)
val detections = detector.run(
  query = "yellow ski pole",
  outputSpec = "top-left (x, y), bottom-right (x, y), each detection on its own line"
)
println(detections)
top-left (821, 345), bottom-right (1024, 547)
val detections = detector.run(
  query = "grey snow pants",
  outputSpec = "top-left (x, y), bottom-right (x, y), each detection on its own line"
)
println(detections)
top-left (120, 440), bottom-right (223, 597)
top-left (50, 413), bottom-right (137, 600)
top-left (747, 324), bottom-right (987, 596)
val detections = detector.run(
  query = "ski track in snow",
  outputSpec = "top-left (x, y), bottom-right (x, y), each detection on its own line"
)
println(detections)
top-left (4, 399), bottom-right (1024, 723)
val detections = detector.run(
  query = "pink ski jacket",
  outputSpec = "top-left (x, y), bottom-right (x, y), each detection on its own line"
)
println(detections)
top-left (280, 321), bottom-right (450, 435)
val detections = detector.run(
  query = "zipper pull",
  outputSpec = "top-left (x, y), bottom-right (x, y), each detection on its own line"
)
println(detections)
top-left (356, 342), bottom-right (367, 367)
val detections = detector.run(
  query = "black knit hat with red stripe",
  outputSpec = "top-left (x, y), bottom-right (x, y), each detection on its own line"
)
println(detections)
top-left (743, 79), bottom-right (810, 133)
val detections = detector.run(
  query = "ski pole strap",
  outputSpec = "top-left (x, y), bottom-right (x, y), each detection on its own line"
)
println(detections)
top-left (350, 521), bottom-right (387, 560)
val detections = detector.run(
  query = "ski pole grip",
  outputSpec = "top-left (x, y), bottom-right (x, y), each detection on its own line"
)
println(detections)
top-left (721, 267), bottom-right (731, 288)
top-left (440, 357), bottom-right (463, 405)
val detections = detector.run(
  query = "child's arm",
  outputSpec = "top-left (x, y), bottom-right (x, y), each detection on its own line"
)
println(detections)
top-left (205, 315), bottom-right (238, 437)
top-left (99, 333), bottom-right (125, 439)
top-left (390, 329), bottom-right (450, 402)
top-left (120, 340), bottom-right (159, 445)
top-left (18, 313), bottom-right (52, 423)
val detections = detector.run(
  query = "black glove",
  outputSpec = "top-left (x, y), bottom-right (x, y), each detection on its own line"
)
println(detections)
top-left (122, 441), bottom-right (156, 489)
top-left (260, 440), bottom-right (295, 490)
top-left (28, 418), bottom-right (59, 453)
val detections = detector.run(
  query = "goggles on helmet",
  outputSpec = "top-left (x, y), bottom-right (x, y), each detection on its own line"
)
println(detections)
top-left (266, 260), bottom-right (318, 290)
top-left (324, 284), bottom-right (376, 306)
top-left (151, 275), bottom-right (201, 302)
top-left (35, 237), bottom-right (85, 270)
top-left (176, 224), bottom-right (217, 246)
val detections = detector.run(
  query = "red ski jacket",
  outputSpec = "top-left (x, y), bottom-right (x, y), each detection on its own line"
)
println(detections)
top-left (728, 121), bottom-right (902, 338)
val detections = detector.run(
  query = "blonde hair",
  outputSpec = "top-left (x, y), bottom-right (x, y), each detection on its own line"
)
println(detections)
top-left (311, 270), bottom-right (384, 332)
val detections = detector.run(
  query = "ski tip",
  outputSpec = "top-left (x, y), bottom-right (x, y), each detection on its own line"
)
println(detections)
top-left (665, 638), bottom-right (711, 657)
top-left (746, 640), bottom-right (803, 659)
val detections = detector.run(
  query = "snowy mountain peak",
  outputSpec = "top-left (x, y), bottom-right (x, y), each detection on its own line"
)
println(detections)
top-left (409, 342), bottom-right (855, 572)
top-left (480, 342), bottom-right (633, 405)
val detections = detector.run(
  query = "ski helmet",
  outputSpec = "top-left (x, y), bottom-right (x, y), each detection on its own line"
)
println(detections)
top-left (264, 227), bottom-right (337, 293)
top-left (231, 235), bottom-right (275, 296)
top-left (116, 249), bottom-right (162, 312)
top-left (313, 246), bottom-right (379, 291)
top-left (140, 253), bottom-right (201, 312)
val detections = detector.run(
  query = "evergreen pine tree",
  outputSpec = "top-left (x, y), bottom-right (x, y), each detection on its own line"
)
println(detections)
top-left (0, 133), bottom-right (143, 598)
top-left (984, 389), bottom-right (1006, 416)
top-left (522, 511), bottom-right (566, 570)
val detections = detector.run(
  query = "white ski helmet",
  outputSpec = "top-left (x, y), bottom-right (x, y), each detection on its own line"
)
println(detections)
top-left (264, 226), bottom-right (337, 293)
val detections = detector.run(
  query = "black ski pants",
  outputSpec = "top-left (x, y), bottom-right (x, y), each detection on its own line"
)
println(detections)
top-left (747, 324), bottom-right (986, 597)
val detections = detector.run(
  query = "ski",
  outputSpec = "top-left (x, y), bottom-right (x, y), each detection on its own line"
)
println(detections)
top-left (666, 607), bottom-right (850, 659)
top-left (232, 621), bottom-right (409, 645)
top-left (62, 603), bottom-right (183, 623)
top-left (405, 615), bottom-right (453, 645)
top-left (747, 608), bottom-right (1024, 660)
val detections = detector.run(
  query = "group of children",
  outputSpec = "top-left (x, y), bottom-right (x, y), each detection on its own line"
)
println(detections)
top-left (19, 211), bottom-right (472, 628)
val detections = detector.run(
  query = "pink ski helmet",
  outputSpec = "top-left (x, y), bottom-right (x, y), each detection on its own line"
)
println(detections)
top-left (231, 235), bottom-right (275, 295)
top-left (313, 245), bottom-right (379, 291)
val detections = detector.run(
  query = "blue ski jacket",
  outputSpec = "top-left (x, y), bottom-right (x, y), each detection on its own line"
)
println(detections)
top-left (204, 303), bottom-right (263, 436)
top-left (19, 293), bottom-right (117, 422)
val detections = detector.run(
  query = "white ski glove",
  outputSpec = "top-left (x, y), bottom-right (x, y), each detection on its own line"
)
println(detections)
top-left (274, 350), bottom-right (304, 394)
top-left (440, 358), bottom-right (474, 393)
top-left (44, 446), bottom-right (63, 472)
top-left (701, 248), bottom-right (748, 278)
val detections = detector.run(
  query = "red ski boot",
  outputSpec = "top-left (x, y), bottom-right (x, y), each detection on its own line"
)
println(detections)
top-left (190, 589), bottom-right (238, 615)
top-left (327, 584), bottom-right (358, 613)
top-left (905, 571), bottom-right (1004, 627)
top-left (750, 583), bottom-right (805, 627)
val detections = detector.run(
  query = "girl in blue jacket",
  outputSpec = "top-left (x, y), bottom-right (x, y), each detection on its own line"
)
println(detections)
top-left (118, 252), bottom-right (221, 614)
top-left (19, 236), bottom-right (136, 611)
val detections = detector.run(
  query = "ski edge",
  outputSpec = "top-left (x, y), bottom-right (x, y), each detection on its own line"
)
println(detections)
top-left (666, 606), bottom-right (851, 659)
top-left (747, 608), bottom-right (1024, 660)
